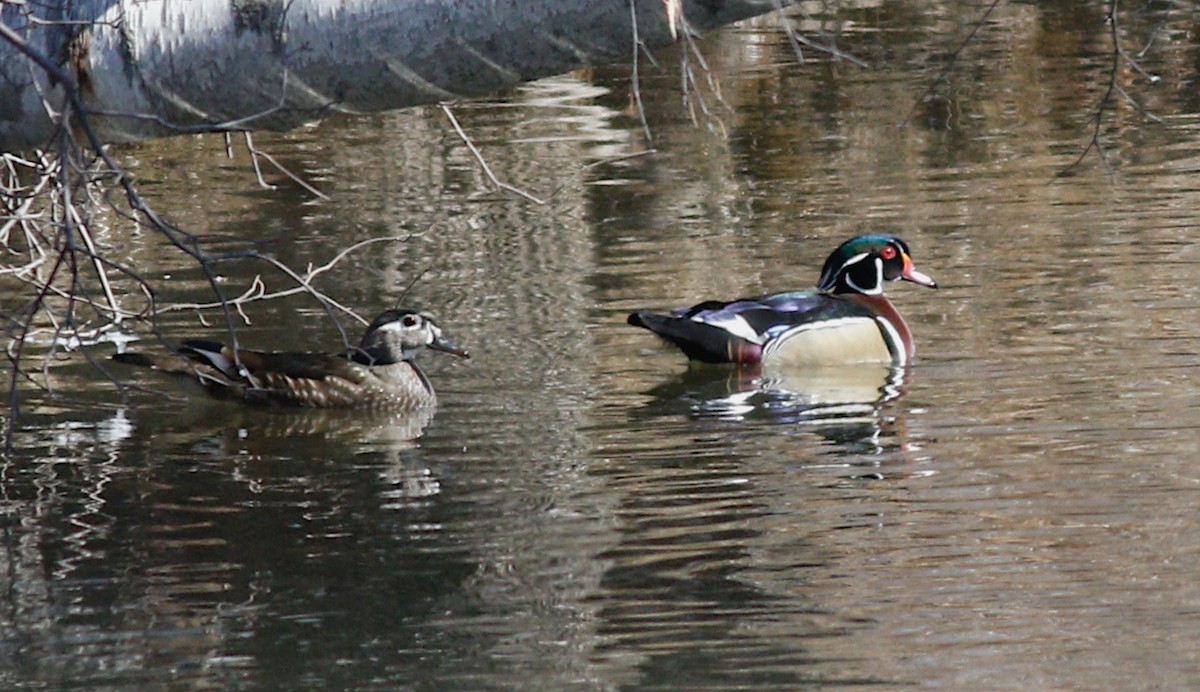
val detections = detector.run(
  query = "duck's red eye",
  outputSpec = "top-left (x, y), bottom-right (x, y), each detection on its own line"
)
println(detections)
top-left (880, 245), bottom-right (898, 260)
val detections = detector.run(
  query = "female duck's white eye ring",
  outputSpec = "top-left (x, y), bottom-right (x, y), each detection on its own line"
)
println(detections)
top-left (402, 314), bottom-right (420, 327)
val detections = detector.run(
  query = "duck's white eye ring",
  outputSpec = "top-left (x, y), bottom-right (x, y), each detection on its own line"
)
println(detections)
top-left (402, 314), bottom-right (420, 327)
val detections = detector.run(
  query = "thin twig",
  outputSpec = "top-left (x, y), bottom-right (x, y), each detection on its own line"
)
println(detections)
top-left (157, 235), bottom-right (412, 326)
top-left (68, 204), bottom-right (123, 324)
top-left (439, 104), bottom-right (548, 204)
top-left (629, 0), bottom-right (654, 145)
top-left (246, 132), bottom-right (278, 190)
top-left (243, 132), bottom-right (331, 200)
top-left (902, 0), bottom-right (1003, 127)
top-left (771, 0), bottom-right (868, 68)
top-left (1056, 0), bottom-right (1122, 179)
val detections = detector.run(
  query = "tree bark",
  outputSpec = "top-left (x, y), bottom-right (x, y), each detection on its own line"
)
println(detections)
top-left (0, 0), bottom-right (777, 152)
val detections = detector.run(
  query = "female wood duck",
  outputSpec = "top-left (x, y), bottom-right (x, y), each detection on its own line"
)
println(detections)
top-left (113, 308), bottom-right (468, 408)
top-left (627, 234), bottom-right (937, 367)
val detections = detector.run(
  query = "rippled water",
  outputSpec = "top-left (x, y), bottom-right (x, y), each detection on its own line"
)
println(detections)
top-left (6, 2), bottom-right (1200, 688)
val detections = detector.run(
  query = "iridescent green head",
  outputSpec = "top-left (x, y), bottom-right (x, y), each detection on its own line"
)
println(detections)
top-left (816, 234), bottom-right (937, 295)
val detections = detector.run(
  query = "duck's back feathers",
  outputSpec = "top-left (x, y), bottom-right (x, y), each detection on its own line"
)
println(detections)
top-left (180, 341), bottom-right (354, 383)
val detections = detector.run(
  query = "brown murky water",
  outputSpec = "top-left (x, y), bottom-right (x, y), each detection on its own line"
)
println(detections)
top-left (5, 3), bottom-right (1200, 688)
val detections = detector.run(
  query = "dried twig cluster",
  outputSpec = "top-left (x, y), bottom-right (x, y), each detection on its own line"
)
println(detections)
top-left (0, 130), bottom-right (402, 451)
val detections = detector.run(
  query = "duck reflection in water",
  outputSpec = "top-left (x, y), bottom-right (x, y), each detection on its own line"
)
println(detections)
top-left (637, 362), bottom-right (903, 426)
top-left (629, 364), bottom-right (920, 480)
top-left (113, 401), bottom-right (443, 503)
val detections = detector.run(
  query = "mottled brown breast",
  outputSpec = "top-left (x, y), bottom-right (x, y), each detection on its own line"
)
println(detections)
top-left (253, 362), bottom-right (435, 408)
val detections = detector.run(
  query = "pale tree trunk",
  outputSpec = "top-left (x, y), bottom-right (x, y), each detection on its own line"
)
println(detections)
top-left (0, 0), bottom-right (778, 152)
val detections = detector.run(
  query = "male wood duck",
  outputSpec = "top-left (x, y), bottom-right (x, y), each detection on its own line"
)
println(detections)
top-left (627, 234), bottom-right (937, 367)
top-left (113, 308), bottom-right (468, 408)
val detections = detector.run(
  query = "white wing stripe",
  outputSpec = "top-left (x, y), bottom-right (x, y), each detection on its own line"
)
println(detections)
top-left (695, 313), bottom-right (764, 344)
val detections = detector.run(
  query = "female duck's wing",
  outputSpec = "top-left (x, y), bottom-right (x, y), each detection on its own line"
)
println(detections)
top-left (180, 341), bottom-right (388, 405)
top-left (179, 341), bottom-right (357, 381)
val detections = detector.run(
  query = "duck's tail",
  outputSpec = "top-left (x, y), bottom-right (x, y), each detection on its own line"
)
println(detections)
top-left (627, 312), bottom-right (761, 365)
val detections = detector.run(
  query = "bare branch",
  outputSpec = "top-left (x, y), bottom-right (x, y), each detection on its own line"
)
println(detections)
top-left (242, 132), bottom-right (332, 200)
top-left (771, 0), bottom-right (868, 68)
top-left (156, 235), bottom-right (415, 326)
top-left (440, 104), bottom-right (549, 204)
top-left (902, 0), bottom-right (1002, 127)
top-left (1057, 0), bottom-right (1122, 179)
top-left (630, 0), bottom-right (654, 145)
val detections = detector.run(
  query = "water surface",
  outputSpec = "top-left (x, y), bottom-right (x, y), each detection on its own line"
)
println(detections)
top-left (5, 2), bottom-right (1200, 688)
